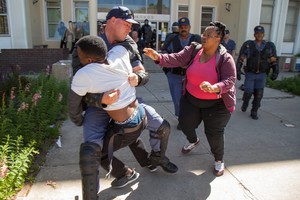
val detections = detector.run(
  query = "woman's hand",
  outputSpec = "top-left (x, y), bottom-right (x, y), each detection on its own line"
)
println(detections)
top-left (200, 81), bottom-right (220, 93)
top-left (143, 48), bottom-right (160, 62)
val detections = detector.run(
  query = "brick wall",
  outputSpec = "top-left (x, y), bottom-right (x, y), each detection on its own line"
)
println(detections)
top-left (0, 48), bottom-right (69, 75)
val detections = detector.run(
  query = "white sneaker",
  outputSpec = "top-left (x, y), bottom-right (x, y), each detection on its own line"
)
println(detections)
top-left (181, 138), bottom-right (200, 154)
top-left (214, 161), bottom-right (224, 176)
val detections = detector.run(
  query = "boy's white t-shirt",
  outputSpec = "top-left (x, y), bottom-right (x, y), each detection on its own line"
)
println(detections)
top-left (71, 45), bottom-right (136, 111)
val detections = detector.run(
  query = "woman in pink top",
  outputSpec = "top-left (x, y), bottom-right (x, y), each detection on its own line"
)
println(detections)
top-left (144, 21), bottom-right (236, 177)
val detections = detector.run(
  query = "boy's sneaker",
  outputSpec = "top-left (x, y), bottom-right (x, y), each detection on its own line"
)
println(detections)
top-left (111, 169), bottom-right (140, 189)
top-left (213, 161), bottom-right (224, 177)
top-left (181, 138), bottom-right (200, 154)
top-left (147, 164), bottom-right (158, 172)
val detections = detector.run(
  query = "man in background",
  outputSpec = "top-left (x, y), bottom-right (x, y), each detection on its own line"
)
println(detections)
top-left (160, 17), bottom-right (201, 130)
top-left (221, 29), bottom-right (236, 57)
top-left (141, 19), bottom-right (152, 47)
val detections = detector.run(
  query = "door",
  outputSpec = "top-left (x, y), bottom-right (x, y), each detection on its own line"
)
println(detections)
top-left (139, 21), bottom-right (169, 52)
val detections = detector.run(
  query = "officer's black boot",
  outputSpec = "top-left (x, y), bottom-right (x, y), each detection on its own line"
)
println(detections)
top-left (241, 92), bottom-right (252, 112)
top-left (149, 151), bottom-right (178, 173)
top-left (251, 89), bottom-right (264, 120)
top-left (80, 142), bottom-right (101, 200)
top-left (250, 109), bottom-right (258, 120)
top-left (149, 120), bottom-right (178, 173)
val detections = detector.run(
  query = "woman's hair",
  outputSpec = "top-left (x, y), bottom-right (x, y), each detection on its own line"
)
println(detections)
top-left (209, 21), bottom-right (226, 41)
top-left (76, 35), bottom-right (107, 63)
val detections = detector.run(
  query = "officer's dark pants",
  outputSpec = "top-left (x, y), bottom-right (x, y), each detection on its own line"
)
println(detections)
top-left (179, 91), bottom-right (231, 161)
top-left (244, 72), bottom-right (266, 117)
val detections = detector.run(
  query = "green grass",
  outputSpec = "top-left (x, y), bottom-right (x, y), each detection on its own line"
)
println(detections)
top-left (267, 74), bottom-right (300, 96)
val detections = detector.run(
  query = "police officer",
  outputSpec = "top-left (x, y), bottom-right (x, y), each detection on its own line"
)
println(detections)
top-left (161, 22), bottom-right (179, 51)
top-left (237, 25), bottom-right (279, 120)
top-left (69, 6), bottom-right (177, 200)
top-left (221, 29), bottom-right (236, 57)
top-left (160, 17), bottom-right (201, 129)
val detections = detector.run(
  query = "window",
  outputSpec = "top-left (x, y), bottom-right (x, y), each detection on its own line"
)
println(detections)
top-left (147, 0), bottom-right (170, 14)
top-left (178, 5), bottom-right (188, 19)
top-left (97, 0), bottom-right (121, 13)
top-left (123, 0), bottom-right (146, 13)
top-left (97, 0), bottom-right (170, 14)
top-left (74, 1), bottom-right (89, 36)
top-left (260, 0), bottom-right (274, 40)
top-left (284, 0), bottom-right (300, 42)
top-left (74, 1), bottom-right (89, 22)
top-left (45, 0), bottom-right (61, 39)
top-left (0, 0), bottom-right (9, 35)
top-left (201, 7), bottom-right (214, 33)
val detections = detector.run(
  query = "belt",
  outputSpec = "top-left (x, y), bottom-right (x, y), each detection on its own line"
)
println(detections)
top-left (170, 67), bottom-right (186, 75)
top-left (122, 114), bottom-right (147, 134)
top-left (245, 66), bottom-right (267, 74)
top-left (105, 114), bottom-right (147, 179)
top-left (114, 106), bottom-right (139, 125)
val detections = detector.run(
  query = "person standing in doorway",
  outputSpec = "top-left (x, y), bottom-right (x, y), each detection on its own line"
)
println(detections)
top-left (141, 19), bottom-right (152, 48)
top-left (160, 17), bottom-right (201, 130)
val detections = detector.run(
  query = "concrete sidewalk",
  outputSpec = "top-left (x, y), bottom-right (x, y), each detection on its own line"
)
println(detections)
top-left (21, 67), bottom-right (300, 200)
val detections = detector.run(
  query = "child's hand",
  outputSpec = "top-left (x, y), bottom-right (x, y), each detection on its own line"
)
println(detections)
top-left (128, 73), bottom-right (138, 87)
top-left (102, 89), bottom-right (120, 105)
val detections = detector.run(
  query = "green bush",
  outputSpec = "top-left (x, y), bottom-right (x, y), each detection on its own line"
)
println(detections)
top-left (0, 70), bottom-right (69, 199)
top-left (0, 73), bottom-right (69, 145)
top-left (0, 136), bottom-right (38, 199)
top-left (267, 75), bottom-right (300, 96)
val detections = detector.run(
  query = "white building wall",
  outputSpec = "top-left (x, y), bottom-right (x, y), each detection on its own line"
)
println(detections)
top-left (188, 0), bottom-right (197, 34)
top-left (1, 0), bottom-right (299, 55)
top-left (246, 0), bottom-right (263, 41)
top-left (9, 0), bottom-right (29, 48)
top-left (89, 0), bottom-right (97, 36)
top-left (0, 0), bottom-right (30, 49)
top-left (276, 0), bottom-right (289, 55)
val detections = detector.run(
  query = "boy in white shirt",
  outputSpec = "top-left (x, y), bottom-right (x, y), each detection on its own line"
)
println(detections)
top-left (71, 35), bottom-right (146, 188)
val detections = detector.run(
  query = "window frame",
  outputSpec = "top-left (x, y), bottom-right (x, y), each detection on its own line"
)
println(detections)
top-left (260, 0), bottom-right (275, 41)
top-left (283, 0), bottom-right (300, 42)
top-left (0, 0), bottom-right (9, 36)
top-left (177, 4), bottom-right (189, 20)
top-left (74, 1), bottom-right (89, 22)
top-left (44, 0), bottom-right (62, 40)
top-left (200, 6), bottom-right (216, 34)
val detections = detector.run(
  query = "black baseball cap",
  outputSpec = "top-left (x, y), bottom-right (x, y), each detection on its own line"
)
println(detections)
top-left (106, 6), bottom-right (138, 24)
top-left (254, 25), bottom-right (264, 33)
